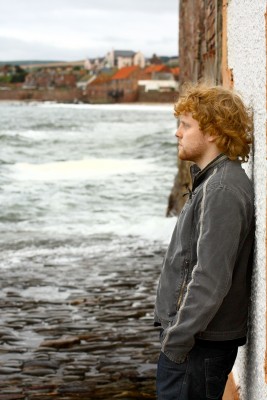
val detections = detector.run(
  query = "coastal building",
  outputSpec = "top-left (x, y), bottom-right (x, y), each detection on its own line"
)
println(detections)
top-left (172, 1), bottom-right (266, 399)
top-left (138, 64), bottom-right (179, 102)
top-left (170, 67), bottom-right (180, 81)
top-left (23, 69), bottom-right (77, 89)
top-left (76, 74), bottom-right (95, 92)
top-left (108, 65), bottom-right (141, 102)
top-left (144, 64), bottom-right (173, 80)
top-left (138, 80), bottom-right (178, 93)
top-left (84, 57), bottom-right (106, 72)
top-left (86, 73), bottom-right (113, 103)
top-left (138, 79), bottom-right (178, 103)
top-left (86, 63), bottom-right (180, 104)
top-left (105, 50), bottom-right (145, 69)
top-left (86, 66), bottom-right (142, 103)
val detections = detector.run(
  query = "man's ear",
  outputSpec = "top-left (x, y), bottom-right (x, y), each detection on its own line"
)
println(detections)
top-left (207, 134), bottom-right (218, 143)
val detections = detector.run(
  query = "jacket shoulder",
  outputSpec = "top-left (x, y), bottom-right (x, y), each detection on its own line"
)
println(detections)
top-left (208, 161), bottom-right (253, 201)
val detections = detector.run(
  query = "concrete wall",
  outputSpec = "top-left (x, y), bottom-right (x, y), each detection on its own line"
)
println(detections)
top-left (227, 1), bottom-right (266, 399)
top-left (0, 88), bottom-right (83, 103)
top-left (137, 90), bottom-right (178, 103)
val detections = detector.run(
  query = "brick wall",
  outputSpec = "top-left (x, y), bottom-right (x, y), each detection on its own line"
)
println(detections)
top-left (168, 0), bottom-right (223, 216)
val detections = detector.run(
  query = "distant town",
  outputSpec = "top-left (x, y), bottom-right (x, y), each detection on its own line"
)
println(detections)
top-left (0, 50), bottom-right (179, 103)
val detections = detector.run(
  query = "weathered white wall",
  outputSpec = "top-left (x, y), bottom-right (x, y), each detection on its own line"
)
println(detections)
top-left (227, 0), bottom-right (266, 399)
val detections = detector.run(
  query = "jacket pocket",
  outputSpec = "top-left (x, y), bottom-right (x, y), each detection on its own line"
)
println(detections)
top-left (176, 259), bottom-right (190, 310)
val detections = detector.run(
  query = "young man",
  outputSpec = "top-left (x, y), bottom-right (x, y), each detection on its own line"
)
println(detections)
top-left (154, 83), bottom-right (255, 400)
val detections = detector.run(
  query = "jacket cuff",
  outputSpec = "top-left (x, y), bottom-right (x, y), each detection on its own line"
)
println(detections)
top-left (162, 350), bottom-right (188, 364)
top-left (154, 312), bottom-right (161, 326)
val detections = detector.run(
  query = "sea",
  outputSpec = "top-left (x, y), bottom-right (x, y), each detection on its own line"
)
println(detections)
top-left (0, 102), bottom-right (178, 293)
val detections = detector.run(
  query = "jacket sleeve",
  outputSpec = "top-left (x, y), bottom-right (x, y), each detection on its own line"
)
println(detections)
top-left (161, 185), bottom-right (251, 363)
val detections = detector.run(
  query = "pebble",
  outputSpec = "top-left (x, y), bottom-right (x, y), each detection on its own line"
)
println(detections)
top-left (0, 247), bottom-right (164, 399)
top-left (0, 367), bottom-right (21, 374)
top-left (40, 336), bottom-right (81, 349)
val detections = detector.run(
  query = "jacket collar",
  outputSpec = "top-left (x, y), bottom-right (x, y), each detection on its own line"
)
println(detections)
top-left (190, 153), bottom-right (228, 191)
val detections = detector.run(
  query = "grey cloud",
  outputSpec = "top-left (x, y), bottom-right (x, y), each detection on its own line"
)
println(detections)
top-left (0, 37), bottom-right (92, 61)
top-left (0, 0), bottom-right (178, 61)
top-left (1, 0), bottom-right (176, 16)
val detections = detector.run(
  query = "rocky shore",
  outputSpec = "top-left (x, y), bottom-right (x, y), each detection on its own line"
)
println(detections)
top-left (0, 244), bottom-right (164, 399)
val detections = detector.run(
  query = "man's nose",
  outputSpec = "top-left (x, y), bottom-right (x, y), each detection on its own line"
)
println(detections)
top-left (175, 127), bottom-right (182, 138)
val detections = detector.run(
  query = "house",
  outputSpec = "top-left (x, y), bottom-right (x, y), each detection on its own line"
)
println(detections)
top-left (86, 74), bottom-right (113, 103)
top-left (105, 50), bottom-right (145, 69)
top-left (108, 65), bottom-right (141, 102)
top-left (87, 65), bottom-right (141, 103)
top-left (144, 64), bottom-right (174, 80)
top-left (84, 57), bottom-right (106, 72)
top-left (53, 72), bottom-right (76, 88)
top-left (76, 74), bottom-right (95, 91)
top-left (137, 64), bottom-right (179, 102)
top-left (85, 62), bottom-right (179, 104)
top-left (138, 80), bottom-right (178, 93)
top-left (23, 67), bottom-right (77, 89)
top-left (170, 67), bottom-right (180, 81)
top-left (23, 70), bottom-right (52, 89)
top-left (137, 79), bottom-right (178, 103)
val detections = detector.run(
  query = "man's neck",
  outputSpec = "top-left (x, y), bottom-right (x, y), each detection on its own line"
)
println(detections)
top-left (196, 150), bottom-right (222, 170)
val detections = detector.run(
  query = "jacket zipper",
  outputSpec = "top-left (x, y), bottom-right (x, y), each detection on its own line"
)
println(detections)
top-left (176, 260), bottom-right (189, 311)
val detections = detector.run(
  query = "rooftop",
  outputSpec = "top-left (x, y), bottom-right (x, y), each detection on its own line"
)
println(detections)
top-left (112, 66), bottom-right (139, 80)
top-left (144, 64), bottom-right (170, 73)
top-left (89, 74), bottom-right (112, 85)
top-left (114, 50), bottom-right (135, 57)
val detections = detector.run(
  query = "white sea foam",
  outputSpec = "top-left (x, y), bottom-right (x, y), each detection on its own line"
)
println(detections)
top-left (38, 102), bottom-right (172, 112)
top-left (125, 216), bottom-right (176, 244)
top-left (34, 214), bottom-right (177, 245)
top-left (8, 129), bottom-right (50, 140)
top-left (81, 216), bottom-right (176, 244)
top-left (12, 158), bottom-right (155, 181)
top-left (18, 286), bottom-right (72, 301)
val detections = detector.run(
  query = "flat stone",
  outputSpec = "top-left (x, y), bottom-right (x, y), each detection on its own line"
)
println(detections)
top-left (39, 336), bottom-right (80, 349)
top-left (23, 367), bottom-right (56, 376)
top-left (23, 360), bottom-right (59, 369)
top-left (0, 367), bottom-right (21, 374)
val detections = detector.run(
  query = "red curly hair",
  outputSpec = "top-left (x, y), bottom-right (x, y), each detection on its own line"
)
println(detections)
top-left (174, 83), bottom-right (253, 162)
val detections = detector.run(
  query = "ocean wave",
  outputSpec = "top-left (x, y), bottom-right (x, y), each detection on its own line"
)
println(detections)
top-left (11, 158), bottom-right (155, 181)
top-left (37, 102), bottom-right (173, 112)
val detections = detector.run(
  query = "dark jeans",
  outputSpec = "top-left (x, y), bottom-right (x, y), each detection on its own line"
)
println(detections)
top-left (156, 343), bottom-right (238, 400)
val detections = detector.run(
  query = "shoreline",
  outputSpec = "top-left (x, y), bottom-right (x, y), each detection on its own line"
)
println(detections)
top-left (0, 99), bottom-right (174, 107)
top-left (0, 245), bottom-right (164, 399)
top-left (0, 86), bottom-right (177, 105)
top-left (0, 99), bottom-right (174, 105)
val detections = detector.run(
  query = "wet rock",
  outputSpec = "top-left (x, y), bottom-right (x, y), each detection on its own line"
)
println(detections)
top-left (23, 367), bottom-right (56, 376)
top-left (0, 247), bottom-right (165, 399)
top-left (40, 336), bottom-right (80, 349)
top-left (23, 359), bottom-right (60, 369)
top-left (0, 367), bottom-right (21, 374)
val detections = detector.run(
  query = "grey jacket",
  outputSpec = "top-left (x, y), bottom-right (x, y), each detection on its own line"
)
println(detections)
top-left (154, 154), bottom-right (255, 363)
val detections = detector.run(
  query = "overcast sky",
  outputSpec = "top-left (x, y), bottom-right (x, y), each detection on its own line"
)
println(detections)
top-left (0, 0), bottom-right (178, 62)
